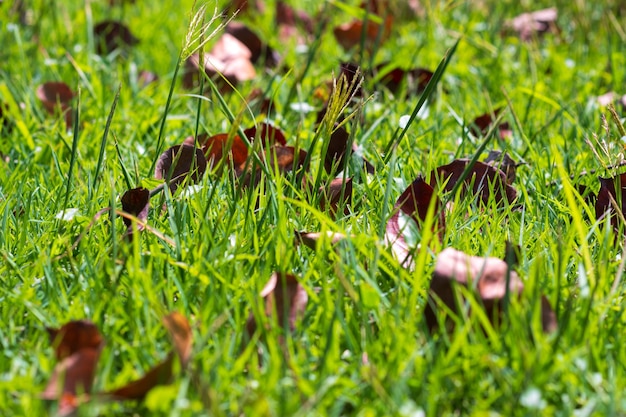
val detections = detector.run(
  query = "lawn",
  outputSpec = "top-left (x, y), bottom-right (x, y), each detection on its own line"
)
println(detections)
top-left (1, 0), bottom-right (626, 416)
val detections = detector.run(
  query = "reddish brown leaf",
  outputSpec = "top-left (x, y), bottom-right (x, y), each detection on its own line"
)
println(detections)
top-left (120, 187), bottom-right (149, 235)
top-left (484, 151), bottom-right (517, 184)
top-left (340, 62), bottom-right (363, 98)
top-left (229, 0), bottom-right (266, 14)
top-left (269, 146), bottom-right (307, 173)
top-left (319, 177), bottom-right (352, 216)
top-left (36, 81), bottom-right (73, 116)
top-left (324, 125), bottom-right (374, 174)
top-left (246, 272), bottom-right (308, 337)
top-left (471, 108), bottom-right (512, 140)
top-left (377, 66), bottom-right (433, 97)
top-left (595, 172), bottom-right (626, 231)
top-left (155, 144), bottom-right (207, 193)
top-left (507, 8), bottom-right (558, 41)
top-left (162, 312), bottom-right (192, 368)
top-left (386, 177), bottom-right (444, 267)
top-left (295, 230), bottom-right (348, 250)
top-left (424, 248), bottom-right (524, 331)
top-left (93, 20), bottom-right (138, 55)
top-left (244, 122), bottom-right (287, 147)
top-left (107, 353), bottom-right (174, 400)
top-left (276, 0), bottom-right (314, 42)
top-left (333, 2), bottom-right (393, 51)
top-left (225, 22), bottom-right (279, 67)
top-left (429, 159), bottom-right (517, 206)
top-left (201, 133), bottom-right (249, 173)
top-left (47, 321), bottom-right (104, 361)
top-left (245, 88), bottom-right (273, 115)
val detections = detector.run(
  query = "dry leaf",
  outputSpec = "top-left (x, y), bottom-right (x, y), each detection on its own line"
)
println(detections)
top-left (324, 125), bottom-right (374, 174)
top-left (243, 122), bottom-right (287, 146)
top-left (225, 22), bottom-right (280, 67)
top-left (162, 312), bottom-right (192, 368)
top-left (319, 177), bottom-right (352, 216)
top-left (155, 144), bottom-right (208, 193)
top-left (507, 8), bottom-right (558, 41)
top-left (107, 354), bottom-right (174, 400)
top-left (377, 66), bottom-right (433, 97)
top-left (120, 187), bottom-right (150, 236)
top-left (295, 230), bottom-right (348, 250)
top-left (276, 0), bottom-right (314, 43)
top-left (471, 108), bottom-right (512, 140)
top-left (333, 1), bottom-right (393, 50)
top-left (201, 133), bottom-right (249, 173)
top-left (36, 81), bottom-right (74, 127)
top-left (93, 20), bottom-right (138, 55)
top-left (595, 172), bottom-right (626, 231)
top-left (484, 151), bottom-right (517, 184)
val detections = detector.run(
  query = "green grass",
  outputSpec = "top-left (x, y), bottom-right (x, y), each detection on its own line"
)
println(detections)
top-left (2, 0), bottom-right (626, 415)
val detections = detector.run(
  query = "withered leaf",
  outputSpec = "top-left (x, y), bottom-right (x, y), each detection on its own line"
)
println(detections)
top-left (155, 144), bottom-right (207, 193)
top-left (507, 8), bottom-right (558, 41)
top-left (120, 187), bottom-right (150, 235)
top-left (201, 133), bottom-right (249, 173)
top-left (484, 150), bottom-right (517, 184)
top-left (430, 159), bottom-right (517, 206)
top-left (595, 172), bottom-right (626, 231)
top-left (333, 1), bottom-right (393, 50)
top-left (93, 20), bottom-right (139, 55)
top-left (229, 0), bottom-right (266, 15)
top-left (162, 312), bottom-right (192, 368)
top-left (246, 272), bottom-right (308, 337)
top-left (276, 0), bottom-right (314, 43)
top-left (225, 22), bottom-right (280, 67)
top-left (386, 177), bottom-right (444, 267)
top-left (471, 108), bottom-right (512, 139)
top-left (295, 230), bottom-right (348, 250)
top-left (269, 145), bottom-right (307, 173)
top-left (36, 81), bottom-right (73, 115)
top-left (377, 65), bottom-right (433, 97)
top-left (319, 177), bottom-right (352, 216)
top-left (243, 122), bottom-right (287, 146)
top-left (324, 125), bottom-right (375, 174)
top-left (107, 354), bottom-right (174, 400)
top-left (47, 321), bottom-right (104, 361)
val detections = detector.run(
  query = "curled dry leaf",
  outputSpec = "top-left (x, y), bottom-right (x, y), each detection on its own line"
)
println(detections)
top-left (200, 133), bottom-right (249, 174)
top-left (295, 230), bottom-right (348, 250)
top-left (377, 65), bottom-right (433, 97)
top-left (324, 125), bottom-right (375, 174)
top-left (471, 108), bottom-right (512, 140)
top-left (319, 177), bottom-right (352, 216)
top-left (225, 22), bottom-right (280, 67)
top-left (333, 1), bottom-right (393, 50)
top-left (162, 312), bottom-right (193, 368)
top-left (246, 272), bottom-right (308, 337)
top-left (386, 177), bottom-right (444, 268)
top-left (36, 82), bottom-right (74, 127)
top-left (155, 144), bottom-right (207, 193)
top-left (243, 122), bottom-right (287, 146)
top-left (506, 8), bottom-right (558, 41)
top-left (93, 20), bottom-right (139, 55)
top-left (269, 145), bottom-right (307, 173)
top-left (120, 187), bottom-right (150, 236)
top-left (484, 150), bottom-right (517, 184)
top-left (595, 172), bottom-right (626, 231)
top-left (43, 321), bottom-right (105, 414)
top-left (430, 159), bottom-right (517, 206)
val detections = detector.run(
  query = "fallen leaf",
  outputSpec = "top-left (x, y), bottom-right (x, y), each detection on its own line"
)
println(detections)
top-left (225, 22), bottom-right (280, 67)
top-left (246, 272), bottom-right (308, 337)
top-left (46, 321), bottom-right (104, 360)
top-left (162, 312), bottom-right (192, 368)
top-left (229, 0), bottom-right (266, 14)
top-left (93, 20), bottom-right (139, 55)
top-left (201, 133), bottom-right (249, 173)
top-left (269, 145), bottom-right (307, 173)
top-left (36, 81), bottom-right (74, 128)
top-left (120, 187), bottom-right (150, 236)
top-left (507, 8), bottom-right (558, 41)
top-left (595, 172), bottom-right (626, 231)
top-left (333, 1), bottom-right (393, 50)
top-left (377, 65), bottom-right (433, 97)
top-left (424, 248), bottom-right (524, 330)
top-left (243, 122), bottom-right (287, 146)
top-left (276, 0), bottom-right (314, 43)
top-left (386, 177), bottom-right (444, 267)
top-left (324, 125), bottom-right (375, 174)
top-left (295, 230), bottom-right (348, 250)
top-left (319, 177), bottom-right (352, 216)
top-left (107, 354), bottom-right (174, 400)
top-left (484, 150), bottom-right (518, 184)
top-left (471, 108), bottom-right (512, 139)
top-left (155, 144), bottom-right (208, 193)
top-left (429, 159), bottom-right (517, 206)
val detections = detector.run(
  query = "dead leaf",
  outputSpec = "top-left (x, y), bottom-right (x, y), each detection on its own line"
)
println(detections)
top-left (377, 66), bottom-right (433, 97)
top-left (324, 125), bottom-right (375, 174)
top-left (46, 321), bottom-right (104, 360)
top-left (246, 272), bottom-right (308, 337)
top-left (201, 133), bottom-right (249, 173)
top-left (319, 177), bottom-right (352, 216)
top-left (295, 230), bottom-right (348, 250)
top-left (36, 82), bottom-right (74, 127)
top-left (243, 122), bottom-right (287, 146)
top-left (107, 354), bottom-right (174, 400)
top-left (471, 108), bottom-right (512, 139)
top-left (155, 144), bottom-right (208, 193)
top-left (386, 177), bottom-right (444, 267)
top-left (269, 145), bottom-right (307, 173)
top-left (595, 172), bottom-right (626, 231)
top-left (430, 159), bottom-right (517, 206)
top-left (507, 8), bottom-right (558, 41)
top-left (333, 1), bottom-right (393, 50)
top-left (120, 187), bottom-right (150, 236)
top-left (276, 0), bottom-right (314, 43)
top-left (229, 0), bottom-right (266, 14)
top-left (484, 150), bottom-right (517, 184)
top-left (93, 20), bottom-right (138, 55)
top-left (424, 248), bottom-right (524, 330)
top-left (162, 312), bottom-right (192, 368)
top-left (225, 22), bottom-right (280, 67)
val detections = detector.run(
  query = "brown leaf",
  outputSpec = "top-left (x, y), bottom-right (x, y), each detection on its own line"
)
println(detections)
top-left (120, 187), bottom-right (150, 235)
top-left (333, 2), bottom-right (393, 50)
top-left (377, 66), bottom-right (433, 97)
top-left (229, 0), bottom-right (266, 14)
top-left (47, 321), bottom-right (104, 361)
top-left (225, 22), bottom-right (279, 67)
top-left (246, 272), bottom-right (308, 337)
top-left (324, 125), bottom-right (374, 174)
top-left (155, 144), bottom-right (208, 193)
top-left (107, 353), bottom-right (174, 400)
top-left (429, 159), bottom-right (517, 206)
top-left (269, 145), bottom-right (307, 173)
top-left (595, 172), bottom-right (626, 231)
top-left (162, 312), bottom-right (192, 368)
top-left (471, 108), bottom-right (512, 140)
top-left (340, 62), bottom-right (363, 98)
top-left (319, 177), bottom-right (352, 216)
top-left (507, 8), bottom-right (558, 41)
top-left (386, 177), bottom-right (444, 267)
top-left (424, 248), bottom-right (524, 331)
top-left (484, 151), bottom-right (517, 184)
top-left (295, 230), bottom-right (348, 250)
top-left (243, 122), bottom-right (287, 146)
top-left (276, 0), bottom-right (314, 42)
top-left (201, 133), bottom-right (249, 173)
top-left (93, 20), bottom-right (138, 55)
top-left (36, 81), bottom-right (73, 117)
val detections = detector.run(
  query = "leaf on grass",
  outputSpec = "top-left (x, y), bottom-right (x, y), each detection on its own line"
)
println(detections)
top-left (324, 125), bottom-right (375, 174)
top-left (339, 62), bottom-right (363, 98)
top-left (484, 150), bottom-right (518, 184)
top-left (377, 65), bottom-right (433, 97)
top-left (120, 187), bottom-right (150, 235)
top-left (386, 177), bottom-right (444, 267)
top-left (246, 272), bottom-right (308, 337)
top-left (269, 146), bottom-right (307, 173)
top-left (471, 108), bottom-right (512, 140)
top-left (319, 177), bottom-right (352, 216)
top-left (595, 172), bottom-right (626, 231)
top-left (107, 354), bottom-right (174, 400)
top-left (93, 20), bottom-right (139, 55)
top-left (162, 312), bottom-right (193, 368)
top-left (243, 122), bottom-right (287, 146)
top-left (333, 1), bottom-right (393, 50)
top-left (36, 81), bottom-right (74, 115)
top-left (229, 0), bottom-right (266, 14)
top-left (276, 0), bottom-right (314, 43)
top-left (201, 133), bottom-right (249, 174)
top-left (295, 230), bottom-right (348, 250)
top-left (424, 248), bottom-right (524, 330)
top-left (430, 159), bottom-right (517, 206)
top-left (506, 8), bottom-right (558, 41)
top-left (42, 321), bottom-right (105, 414)
top-left (155, 144), bottom-right (207, 193)
top-left (225, 22), bottom-right (280, 67)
